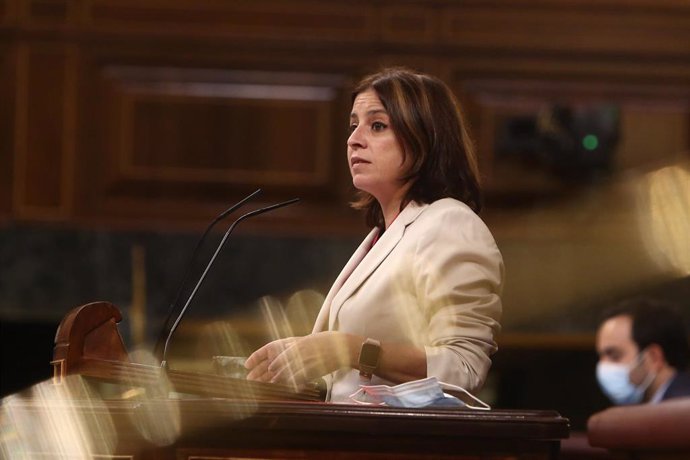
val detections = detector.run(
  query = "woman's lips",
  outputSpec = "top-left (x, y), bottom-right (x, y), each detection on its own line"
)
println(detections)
top-left (351, 156), bottom-right (370, 167)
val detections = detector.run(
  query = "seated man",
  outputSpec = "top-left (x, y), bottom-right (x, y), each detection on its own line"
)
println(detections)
top-left (595, 298), bottom-right (690, 405)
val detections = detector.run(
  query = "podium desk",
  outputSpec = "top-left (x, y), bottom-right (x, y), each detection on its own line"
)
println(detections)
top-left (5, 396), bottom-right (569, 459)
top-left (23, 301), bottom-right (569, 459)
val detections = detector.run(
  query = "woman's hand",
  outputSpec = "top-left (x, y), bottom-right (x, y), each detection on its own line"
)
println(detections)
top-left (244, 337), bottom-right (297, 383)
top-left (245, 332), bottom-right (356, 388)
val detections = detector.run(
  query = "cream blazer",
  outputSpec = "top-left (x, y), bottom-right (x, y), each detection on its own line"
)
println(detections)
top-left (312, 198), bottom-right (504, 402)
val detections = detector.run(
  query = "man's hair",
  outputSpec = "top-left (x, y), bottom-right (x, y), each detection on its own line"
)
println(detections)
top-left (349, 67), bottom-right (482, 229)
top-left (601, 298), bottom-right (690, 371)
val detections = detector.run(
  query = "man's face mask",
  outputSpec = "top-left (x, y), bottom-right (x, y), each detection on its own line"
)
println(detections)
top-left (348, 377), bottom-right (490, 410)
top-left (596, 351), bottom-right (655, 405)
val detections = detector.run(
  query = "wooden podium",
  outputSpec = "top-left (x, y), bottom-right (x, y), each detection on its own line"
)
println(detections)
top-left (51, 301), bottom-right (320, 401)
top-left (30, 302), bottom-right (570, 459)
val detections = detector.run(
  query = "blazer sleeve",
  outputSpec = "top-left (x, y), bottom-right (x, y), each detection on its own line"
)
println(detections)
top-left (414, 204), bottom-right (504, 393)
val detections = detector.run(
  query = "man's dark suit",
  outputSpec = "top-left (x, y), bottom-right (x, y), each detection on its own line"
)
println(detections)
top-left (661, 371), bottom-right (690, 400)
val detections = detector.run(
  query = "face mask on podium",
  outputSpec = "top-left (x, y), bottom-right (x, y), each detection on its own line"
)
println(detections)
top-left (596, 351), bottom-right (656, 405)
top-left (348, 376), bottom-right (490, 410)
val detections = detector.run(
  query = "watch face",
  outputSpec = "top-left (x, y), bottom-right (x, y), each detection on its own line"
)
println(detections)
top-left (360, 342), bottom-right (380, 366)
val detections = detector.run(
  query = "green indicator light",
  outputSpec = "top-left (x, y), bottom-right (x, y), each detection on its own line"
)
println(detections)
top-left (583, 134), bottom-right (599, 151)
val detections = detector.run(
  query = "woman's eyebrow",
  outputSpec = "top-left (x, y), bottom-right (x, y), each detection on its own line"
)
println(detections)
top-left (366, 109), bottom-right (387, 117)
top-left (350, 109), bottom-right (388, 119)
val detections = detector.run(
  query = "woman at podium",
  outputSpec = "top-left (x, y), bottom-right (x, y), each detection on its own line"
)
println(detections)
top-left (246, 67), bottom-right (504, 402)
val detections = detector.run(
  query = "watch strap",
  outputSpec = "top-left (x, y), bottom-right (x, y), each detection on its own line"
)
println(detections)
top-left (358, 338), bottom-right (381, 379)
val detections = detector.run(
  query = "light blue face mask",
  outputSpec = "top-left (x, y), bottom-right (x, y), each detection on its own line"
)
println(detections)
top-left (348, 376), bottom-right (490, 410)
top-left (596, 355), bottom-right (655, 405)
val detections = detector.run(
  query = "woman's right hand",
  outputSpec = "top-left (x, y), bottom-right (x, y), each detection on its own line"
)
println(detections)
top-left (244, 337), bottom-right (298, 383)
top-left (245, 332), bottom-right (357, 388)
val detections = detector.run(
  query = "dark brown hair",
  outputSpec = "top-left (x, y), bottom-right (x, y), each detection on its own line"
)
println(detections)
top-left (601, 298), bottom-right (689, 371)
top-left (350, 67), bottom-right (482, 228)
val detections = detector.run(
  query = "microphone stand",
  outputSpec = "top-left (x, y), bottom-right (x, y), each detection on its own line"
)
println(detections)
top-left (154, 189), bottom-right (262, 360)
top-left (160, 198), bottom-right (300, 370)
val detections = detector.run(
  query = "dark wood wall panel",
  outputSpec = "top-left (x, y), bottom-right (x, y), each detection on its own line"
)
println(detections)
top-left (0, 43), bottom-right (13, 218)
top-left (441, 4), bottom-right (690, 56)
top-left (27, 0), bottom-right (71, 23)
top-left (116, 70), bottom-right (335, 185)
top-left (96, 67), bottom-right (340, 190)
top-left (452, 76), bottom-right (690, 198)
top-left (0, 0), bottom-right (16, 23)
top-left (13, 43), bottom-right (76, 220)
top-left (86, 1), bottom-right (376, 43)
top-left (1, 0), bottom-right (689, 234)
top-left (70, 46), bottom-right (359, 232)
top-left (127, 99), bottom-right (325, 180)
top-left (380, 5), bottom-right (437, 45)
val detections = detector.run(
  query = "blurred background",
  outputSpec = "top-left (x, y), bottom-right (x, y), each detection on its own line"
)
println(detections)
top-left (1, 0), bottom-right (689, 431)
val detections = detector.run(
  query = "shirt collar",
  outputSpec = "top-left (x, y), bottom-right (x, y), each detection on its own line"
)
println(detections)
top-left (649, 372), bottom-right (676, 404)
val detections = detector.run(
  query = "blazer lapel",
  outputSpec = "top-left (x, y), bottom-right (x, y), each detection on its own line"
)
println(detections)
top-left (326, 201), bottom-right (427, 330)
top-left (312, 228), bottom-right (379, 332)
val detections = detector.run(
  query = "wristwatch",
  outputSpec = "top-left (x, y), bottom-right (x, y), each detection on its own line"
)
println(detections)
top-left (358, 338), bottom-right (381, 379)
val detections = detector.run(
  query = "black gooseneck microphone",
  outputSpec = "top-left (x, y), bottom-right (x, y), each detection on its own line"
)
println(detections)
top-left (160, 197), bottom-right (300, 369)
top-left (154, 189), bottom-right (262, 361)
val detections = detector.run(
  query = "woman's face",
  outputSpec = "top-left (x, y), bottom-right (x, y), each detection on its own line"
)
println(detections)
top-left (347, 89), bottom-right (409, 206)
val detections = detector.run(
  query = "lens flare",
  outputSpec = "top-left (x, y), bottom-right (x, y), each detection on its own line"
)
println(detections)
top-left (636, 162), bottom-right (690, 276)
top-left (0, 376), bottom-right (117, 458)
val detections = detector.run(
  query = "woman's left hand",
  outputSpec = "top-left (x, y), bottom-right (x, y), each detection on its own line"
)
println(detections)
top-left (246, 332), bottom-right (355, 387)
